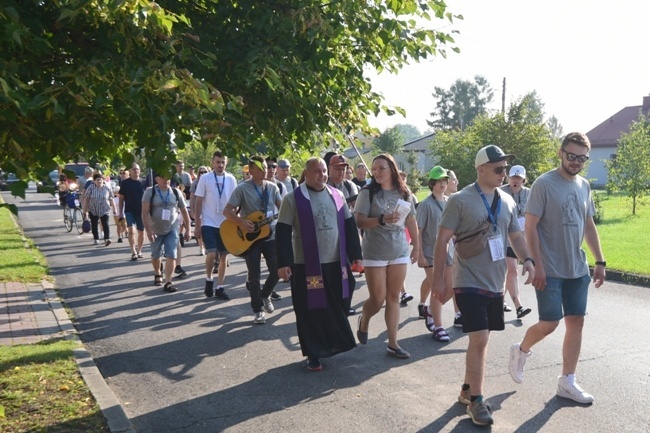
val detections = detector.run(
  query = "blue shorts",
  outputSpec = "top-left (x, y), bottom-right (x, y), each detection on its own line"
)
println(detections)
top-left (151, 226), bottom-right (180, 260)
top-left (201, 225), bottom-right (227, 254)
top-left (536, 274), bottom-right (590, 321)
top-left (125, 212), bottom-right (144, 231)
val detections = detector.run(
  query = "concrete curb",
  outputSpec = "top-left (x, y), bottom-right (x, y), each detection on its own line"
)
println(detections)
top-left (43, 281), bottom-right (137, 433)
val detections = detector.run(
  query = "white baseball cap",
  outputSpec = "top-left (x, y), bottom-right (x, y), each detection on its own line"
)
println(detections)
top-left (508, 165), bottom-right (526, 179)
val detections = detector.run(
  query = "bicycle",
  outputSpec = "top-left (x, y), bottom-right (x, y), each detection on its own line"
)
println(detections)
top-left (62, 191), bottom-right (84, 234)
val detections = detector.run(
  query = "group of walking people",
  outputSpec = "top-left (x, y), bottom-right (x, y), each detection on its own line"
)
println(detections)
top-left (68, 131), bottom-right (606, 427)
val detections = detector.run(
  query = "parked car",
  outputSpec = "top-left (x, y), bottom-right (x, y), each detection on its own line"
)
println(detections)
top-left (36, 169), bottom-right (61, 193)
top-left (0, 173), bottom-right (21, 191)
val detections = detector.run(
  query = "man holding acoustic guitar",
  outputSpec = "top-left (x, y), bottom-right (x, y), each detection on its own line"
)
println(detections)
top-left (222, 155), bottom-right (283, 325)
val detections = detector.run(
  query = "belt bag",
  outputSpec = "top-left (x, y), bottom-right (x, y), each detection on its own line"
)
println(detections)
top-left (455, 220), bottom-right (491, 259)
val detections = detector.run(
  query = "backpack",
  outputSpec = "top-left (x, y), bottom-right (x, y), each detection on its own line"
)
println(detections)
top-left (149, 186), bottom-right (181, 215)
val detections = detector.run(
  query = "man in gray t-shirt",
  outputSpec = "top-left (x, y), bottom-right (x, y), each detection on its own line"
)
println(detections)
top-left (432, 145), bottom-right (534, 426)
top-left (223, 155), bottom-right (283, 325)
top-left (509, 132), bottom-right (606, 405)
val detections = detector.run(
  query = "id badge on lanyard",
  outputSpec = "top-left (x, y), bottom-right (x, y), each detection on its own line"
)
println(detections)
top-left (488, 235), bottom-right (505, 261)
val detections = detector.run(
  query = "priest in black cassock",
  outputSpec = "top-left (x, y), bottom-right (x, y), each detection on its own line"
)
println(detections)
top-left (276, 157), bottom-right (362, 371)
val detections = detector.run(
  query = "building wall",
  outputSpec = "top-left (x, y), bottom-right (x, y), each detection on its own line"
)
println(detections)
top-left (585, 146), bottom-right (616, 188)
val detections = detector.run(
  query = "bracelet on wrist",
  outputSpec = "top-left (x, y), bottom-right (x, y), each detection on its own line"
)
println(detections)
top-left (524, 257), bottom-right (535, 267)
top-left (595, 260), bottom-right (606, 267)
top-left (378, 214), bottom-right (386, 226)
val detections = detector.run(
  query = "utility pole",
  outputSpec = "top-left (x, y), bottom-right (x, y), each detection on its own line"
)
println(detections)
top-left (502, 77), bottom-right (506, 114)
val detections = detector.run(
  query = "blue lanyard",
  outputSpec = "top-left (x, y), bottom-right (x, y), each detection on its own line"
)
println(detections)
top-left (474, 183), bottom-right (500, 232)
top-left (156, 186), bottom-right (170, 209)
top-left (253, 182), bottom-right (269, 212)
top-left (213, 172), bottom-right (224, 199)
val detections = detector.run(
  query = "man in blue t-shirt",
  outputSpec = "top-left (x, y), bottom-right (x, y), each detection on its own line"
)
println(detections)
top-left (118, 163), bottom-right (148, 260)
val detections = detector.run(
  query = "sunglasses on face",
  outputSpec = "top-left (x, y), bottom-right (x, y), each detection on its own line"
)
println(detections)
top-left (267, 164), bottom-right (277, 169)
top-left (562, 149), bottom-right (589, 163)
top-left (492, 165), bottom-right (508, 175)
top-left (198, 171), bottom-right (207, 174)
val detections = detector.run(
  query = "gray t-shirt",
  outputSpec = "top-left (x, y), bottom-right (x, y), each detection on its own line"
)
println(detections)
top-left (416, 194), bottom-right (446, 263)
top-left (142, 186), bottom-right (187, 235)
top-left (277, 185), bottom-right (352, 264)
top-left (329, 179), bottom-right (359, 204)
top-left (440, 183), bottom-right (520, 294)
top-left (499, 184), bottom-right (530, 246)
top-left (354, 188), bottom-right (416, 261)
top-left (227, 179), bottom-right (281, 240)
top-left (525, 169), bottom-right (594, 279)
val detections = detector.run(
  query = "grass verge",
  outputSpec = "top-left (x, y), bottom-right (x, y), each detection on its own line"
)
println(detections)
top-left (0, 196), bottom-right (108, 432)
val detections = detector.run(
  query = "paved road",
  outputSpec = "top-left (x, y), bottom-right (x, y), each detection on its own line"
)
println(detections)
top-left (4, 189), bottom-right (650, 433)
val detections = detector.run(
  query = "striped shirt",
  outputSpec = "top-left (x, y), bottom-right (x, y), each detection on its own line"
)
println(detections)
top-left (85, 184), bottom-right (113, 216)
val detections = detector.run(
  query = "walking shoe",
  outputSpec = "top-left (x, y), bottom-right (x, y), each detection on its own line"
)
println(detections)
top-left (423, 306), bottom-right (435, 332)
top-left (356, 315), bottom-right (368, 345)
top-left (509, 343), bottom-right (532, 383)
top-left (557, 376), bottom-right (594, 404)
top-left (400, 292), bottom-right (414, 305)
top-left (163, 282), bottom-right (178, 293)
top-left (117, 237), bottom-right (123, 243)
top-left (174, 265), bottom-right (187, 277)
top-left (458, 387), bottom-right (471, 405)
top-left (516, 306), bottom-right (532, 319)
top-left (104, 239), bottom-right (111, 246)
top-left (386, 346), bottom-right (410, 359)
top-left (93, 239), bottom-right (100, 245)
top-left (467, 399), bottom-right (493, 426)
top-left (503, 302), bottom-right (512, 312)
top-left (270, 291), bottom-right (282, 301)
top-left (253, 311), bottom-right (266, 324)
top-left (262, 297), bottom-right (274, 313)
top-left (432, 327), bottom-right (450, 342)
top-left (214, 287), bottom-right (230, 300)
top-left (204, 280), bottom-right (214, 298)
top-left (418, 304), bottom-right (426, 319)
top-left (453, 314), bottom-right (463, 328)
top-left (307, 358), bottom-right (323, 371)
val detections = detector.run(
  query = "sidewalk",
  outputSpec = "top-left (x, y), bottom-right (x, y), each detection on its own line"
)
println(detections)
top-left (0, 280), bottom-right (136, 433)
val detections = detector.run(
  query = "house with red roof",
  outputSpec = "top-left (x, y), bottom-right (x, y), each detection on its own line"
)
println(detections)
top-left (586, 95), bottom-right (650, 187)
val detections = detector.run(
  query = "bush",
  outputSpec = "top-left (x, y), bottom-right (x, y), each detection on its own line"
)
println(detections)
top-left (593, 191), bottom-right (604, 224)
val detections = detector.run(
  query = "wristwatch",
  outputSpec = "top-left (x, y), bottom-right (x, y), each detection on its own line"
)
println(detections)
top-left (524, 257), bottom-right (535, 267)
top-left (595, 260), bottom-right (606, 267)
top-left (378, 214), bottom-right (386, 226)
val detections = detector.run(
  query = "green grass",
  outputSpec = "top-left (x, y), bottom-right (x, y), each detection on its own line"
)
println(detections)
top-left (0, 340), bottom-right (107, 432)
top-left (0, 204), bottom-right (49, 283)
top-left (413, 189), bottom-right (650, 276)
top-left (0, 197), bottom-right (107, 432)
top-left (587, 193), bottom-right (649, 275)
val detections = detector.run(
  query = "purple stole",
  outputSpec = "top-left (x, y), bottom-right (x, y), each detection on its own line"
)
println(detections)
top-left (294, 184), bottom-right (349, 309)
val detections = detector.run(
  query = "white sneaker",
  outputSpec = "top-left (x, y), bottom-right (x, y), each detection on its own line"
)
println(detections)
top-left (253, 311), bottom-right (266, 324)
top-left (557, 376), bottom-right (594, 403)
top-left (93, 239), bottom-right (100, 245)
top-left (262, 297), bottom-right (274, 313)
top-left (509, 343), bottom-right (532, 383)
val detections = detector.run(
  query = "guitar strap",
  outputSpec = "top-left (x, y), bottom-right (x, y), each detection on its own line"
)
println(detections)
top-left (295, 183), bottom-right (349, 310)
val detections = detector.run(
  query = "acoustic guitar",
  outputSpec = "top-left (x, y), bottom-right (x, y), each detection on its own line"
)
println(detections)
top-left (221, 211), bottom-right (279, 256)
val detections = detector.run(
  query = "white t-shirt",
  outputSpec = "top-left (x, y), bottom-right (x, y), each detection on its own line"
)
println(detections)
top-left (195, 171), bottom-right (237, 228)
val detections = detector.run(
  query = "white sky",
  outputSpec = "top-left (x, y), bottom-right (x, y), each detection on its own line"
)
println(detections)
top-left (368, 0), bottom-right (650, 135)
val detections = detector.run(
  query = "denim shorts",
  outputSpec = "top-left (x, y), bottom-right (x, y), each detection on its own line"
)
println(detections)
top-left (536, 274), bottom-right (590, 321)
top-left (201, 225), bottom-right (227, 254)
top-left (125, 212), bottom-right (144, 231)
top-left (151, 225), bottom-right (180, 260)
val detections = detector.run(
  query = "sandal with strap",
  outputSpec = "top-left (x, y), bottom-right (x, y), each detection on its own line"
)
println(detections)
top-left (163, 282), bottom-right (178, 293)
top-left (432, 327), bottom-right (450, 342)
top-left (131, 253), bottom-right (138, 261)
top-left (154, 274), bottom-right (163, 286)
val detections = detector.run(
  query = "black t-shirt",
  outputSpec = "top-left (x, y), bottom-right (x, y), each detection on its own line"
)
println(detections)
top-left (351, 178), bottom-right (367, 189)
top-left (119, 177), bottom-right (147, 215)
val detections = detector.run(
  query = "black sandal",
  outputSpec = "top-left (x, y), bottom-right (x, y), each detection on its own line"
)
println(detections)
top-left (154, 275), bottom-right (163, 286)
top-left (131, 253), bottom-right (138, 261)
top-left (163, 282), bottom-right (178, 293)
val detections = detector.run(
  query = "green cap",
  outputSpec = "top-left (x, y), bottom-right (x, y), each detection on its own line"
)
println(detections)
top-left (428, 166), bottom-right (449, 180)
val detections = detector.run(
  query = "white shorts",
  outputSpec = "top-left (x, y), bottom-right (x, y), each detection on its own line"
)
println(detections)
top-left (362, 256), bottom-right (410, 267)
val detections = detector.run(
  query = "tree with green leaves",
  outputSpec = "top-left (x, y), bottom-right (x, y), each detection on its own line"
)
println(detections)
top-left (606, 113), bottom-right (650, 215)
top-left (427, 75), bottom-right (494, 131)
top-left (394, 124), bottom-right (422, 143)
top-left (373, 125), bottom-right (404, 156)
top-left (1, 0), bottom-right (461, 203)
top-left (429, 92), bottom-right (557, 188)
top-left (405, 151), bottom-right (423, 194)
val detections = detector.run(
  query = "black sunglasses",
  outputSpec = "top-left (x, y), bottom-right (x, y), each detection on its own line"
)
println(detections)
top-left (268, 164), bottom-right (277, 169)
top-left (492, 165), bottom-right (508, 175)
top-left (198, 171), bottom-right (207, 174)
top-left (561, 149), bottom-right (589, 163)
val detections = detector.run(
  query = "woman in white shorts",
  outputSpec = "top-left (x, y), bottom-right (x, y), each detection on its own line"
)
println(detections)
top-left (354, 154), bottom-right (420, 359)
